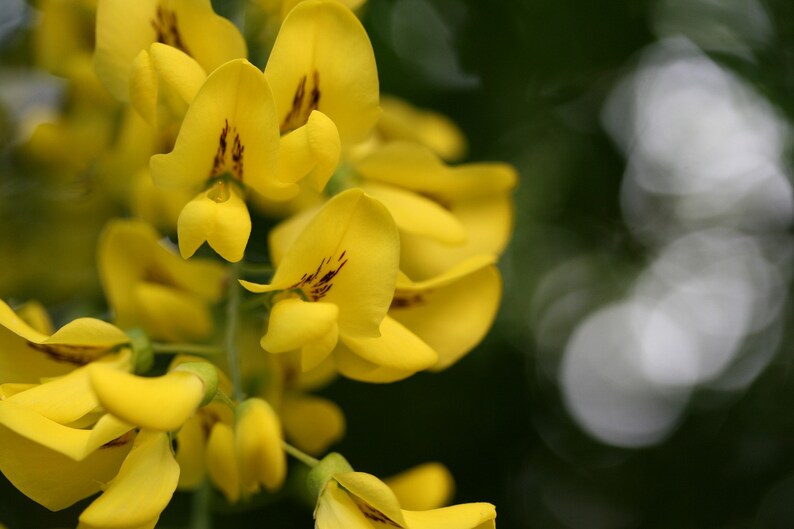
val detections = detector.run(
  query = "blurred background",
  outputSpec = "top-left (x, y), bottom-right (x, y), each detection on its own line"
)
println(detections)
top-left (3, 0), bottom-right (794, 528)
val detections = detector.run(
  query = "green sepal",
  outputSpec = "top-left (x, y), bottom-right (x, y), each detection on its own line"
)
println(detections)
top-left (174, 361), bottom-right (219, 407)
top-left (307, 452), bottom-right (354, 499)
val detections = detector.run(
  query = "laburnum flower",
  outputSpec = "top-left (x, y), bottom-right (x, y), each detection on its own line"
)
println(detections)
top-left (335, 255), bottom-right (502, 382)
top-left (180, 397), bottom-right (287, 503)
top-left (77, 430), bottom-right (180, 529)
top-left (352, 142), bottom-right (517, 279)
top-left (309, 454), bottom-right (496, 529)
top-left (0, 299), bottom-right (129, 385)
top-left (241, 189), bottom-right (429, 376)
top-left (0, 351), bottom-right (136, 511)
top-left (264, 0), bottom-right (380, 190)
top-left (98, 219), bottom-right (226, 341)
top-left (384, 463), bottom-right (455, 512)
top-left (375, 96), bottom-right (467, 162)
top-left (269, 217), bottom-right (501, 381)
top-left (87, 360), bottom-right (219, 432)
top-left (34, 0), bottom-right (97, 79)
top-left (150, 58), bottom-right (284, 261)
top-left (238, 319), bottom-right (345, 456)
top-left (255, 0), bottom-right (367, 23)
top-left (94, 0), bottom-right (246, 108)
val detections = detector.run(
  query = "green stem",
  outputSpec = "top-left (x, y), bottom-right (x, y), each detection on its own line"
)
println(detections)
top-left (151, 343), bottom-right (224, 356)
top-left (282, 441), bottom-right (320, 467)
top-left (190, 480), bottom-right (212, 529)
top-left (226, 262), bottom-right (245, 402)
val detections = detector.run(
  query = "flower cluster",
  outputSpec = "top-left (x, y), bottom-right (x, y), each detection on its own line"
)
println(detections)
top-left (0, 0), bottom-right (515, 527)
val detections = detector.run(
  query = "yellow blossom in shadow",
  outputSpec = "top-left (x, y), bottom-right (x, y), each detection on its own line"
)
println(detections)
top-left (98, 219), bottom-right (226, 341)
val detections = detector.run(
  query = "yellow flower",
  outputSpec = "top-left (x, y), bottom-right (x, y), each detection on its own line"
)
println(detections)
top-left (150, 59), bottom-right (285, 261)
top-left (78, 430), bottom-right (180, 529)
top-left (352, 142), bottom-right (517, 279)
top-left (384, 463), bottom-right (455, 512)
top-left (88, 360), bottom-right (219, 432)
top-left (34, 0), bottom-right (97, 79)
top-left (237, 317), bottom-right (346, 457)
top-left (269, 213), bottom-right (502, 381)
top-left (0, 299), bottom-right (129, 385)
top-left (129, 42), bottom-right (208, 128)
top-left (235, 398), bottom-right (287, 495)
top-left (241, 189), bottom-right (414, 374)
top-left (98, 219), bottom-right (226, 342)
top-left (0, 352), bottom-right (135, 511)
top-left (310, 455), bottom-right (496, 529)
top-left (264, 0), bottom-right (380, 189)
top-left (376, 96), bottom-right (467, 162)
top-left (335, 255), bottom-right (502, 382)
top-left (94, 0), bottom-right (246, 103)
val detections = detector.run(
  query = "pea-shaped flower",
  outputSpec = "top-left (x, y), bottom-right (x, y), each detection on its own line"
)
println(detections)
top-left (264, 0), bottom-right (380, 190)
top-left (309, 454), bottom-right (496, 529)
top-left (150, 59), bottom-right (285, 261)
top-left (241, 189), bottom-right (401, 372)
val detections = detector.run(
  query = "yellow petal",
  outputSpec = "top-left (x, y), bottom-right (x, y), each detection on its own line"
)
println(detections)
top-left (301, 322), bottom-right (339, 372)
top-left (315, 479), bottom-right (374, 529)
top-left (268, 205), bottom-right (319, 265)
top-left (281, 394), bottom-right (345, 455)
top-left (333, 472), bottom-right (406, 527)
top-left (89, 364), bottom-right (205, 431)
top-left (130, 43), bottom-right (207, 128)
top-left (384, 463), bottom-right (454, 511)
top-left (150, 58), bottom-right (284, 199)
top-left (206, 422), bottom-right (240, 503)
top-left (354, 142), bottom-right (516, 200)
top-left (391, 259), bottom-right (501, 370)
top-left (235, 398), bottom-right (286, 493)
top-left (177, 183), bottom-right (251, 262)
top-left (4, 353), bottom-right (130, 424)
top-left (378, 95), bottom-right (466, 161)
top-left (399, 195), bottom-right (514, 280)
top-left (0, 401), bottom-right (133, 461)
top-left (0, 424), bottom-right (133, 511)
top-left (175, 413), bottom-right (206, 490)
top-left (265, 0), bottom-right (380, 143)
top-left (98, 218), bottom-right (226, 341)
top-left (360, 182), bottom-right (466, 244)
top-left (402, 503), bottom-right (496, 529)
top-left (0, 300), bottom-right (129, 384)
top-left (95, 0), bottom-right (246, 102)
top-left (277, 110), bottom-right (341, 191)
top-left (333, 342), bottom-right (415, 384)
top-left (15, 300), bottom-right (54, 334)
top-left (79, 430), bottom-right (180, 529)
top-left (339, 316), bottom-right (437, 372)
top-left (242, 189), bottom-right (399, 338)
top-left (135, 282), bottom-right (214, 342)
top-left (261, 298), bottom-right (339, 354)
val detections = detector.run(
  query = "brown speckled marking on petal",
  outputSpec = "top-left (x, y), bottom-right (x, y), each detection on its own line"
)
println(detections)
top-left (289, 249), bottom-right (348, 301)
top-left (151, 5), bottom-right (190, 55)
top-left (101, 430), bottom-right (135, 449)
top-left (390, 291), bottom-right (428, 309)
top-left (212, 119), bottom-right (245, 181)
top-left (26, 342), bottom-right (109, 365)
top-left (280, 71), bottom-right (321, 134)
